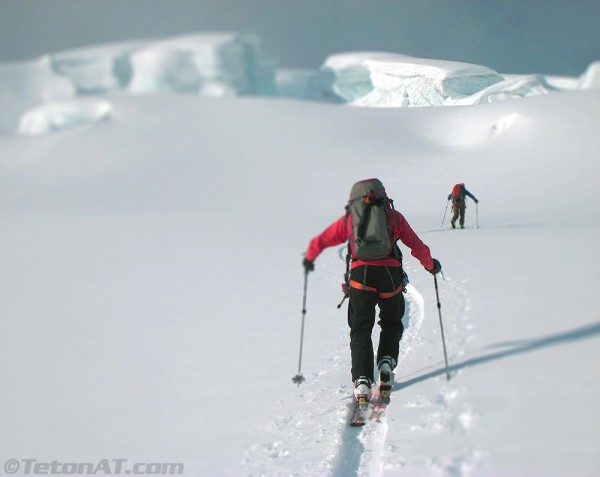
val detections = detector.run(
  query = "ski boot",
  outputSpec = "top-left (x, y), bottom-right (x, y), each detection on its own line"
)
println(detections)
top-left (354, 376), bottom-right (372, 404)
top-left (378, 357), bottom-right (396, 403)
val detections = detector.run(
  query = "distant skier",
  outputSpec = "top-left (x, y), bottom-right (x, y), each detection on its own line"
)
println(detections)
top-left (302, 178), bottom-right (441, 402)
top-left (447, 183), bottom-right (478, 229)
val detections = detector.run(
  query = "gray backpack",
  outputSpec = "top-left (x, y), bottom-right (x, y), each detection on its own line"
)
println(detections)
top-left (347, 178), bottom-right (399, 260)
top-left (336, 179), bottom-right (405, 309)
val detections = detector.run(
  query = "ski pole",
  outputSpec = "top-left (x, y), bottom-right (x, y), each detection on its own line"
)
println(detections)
top-left (476, 202), bottom-right (479, 229)
top-left (434, 274), bottom-right (451, 380)
top-left (440, 200), bottom-right (450, 229)
top-left (292, 270), bottom-right (309, 386)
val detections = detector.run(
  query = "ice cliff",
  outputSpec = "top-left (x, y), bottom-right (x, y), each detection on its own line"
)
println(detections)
top-left (0, 32), bottom-right (597, 135)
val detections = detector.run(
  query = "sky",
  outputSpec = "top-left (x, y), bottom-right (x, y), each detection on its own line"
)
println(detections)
top-left (1, 0), bottom-right (599, 76)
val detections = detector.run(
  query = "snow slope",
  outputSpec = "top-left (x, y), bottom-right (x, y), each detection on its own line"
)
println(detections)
top-left (1, 43), bottom-right (600, 477)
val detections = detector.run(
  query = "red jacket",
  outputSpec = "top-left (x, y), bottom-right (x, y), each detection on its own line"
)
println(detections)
top-left (306, 210), bottom-right (434, 271)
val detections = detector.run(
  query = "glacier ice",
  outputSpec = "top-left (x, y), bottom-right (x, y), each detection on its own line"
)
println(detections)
top-left (18, 100), bottom-right (112, 136)
top-left (0, 33), bottom-right (276, 134)
top-left (0, 32), bottom-right (596, 135)
top-left (0, 56), bottom-right (75, 133)
top-left (274, 68), bottom-right (341, 102)
top-left (447, 74), bottom-right (558, 105)
top-left (52, 41), bottom-right (142, 94)
top-left (579, 60), bottom-right (600, 89)
top-left (127, 33), bottom-right (275, 96)
top-left (322, 52), bottom-right (505, 107)
top-left (50, 33), bottom-right (276, 97)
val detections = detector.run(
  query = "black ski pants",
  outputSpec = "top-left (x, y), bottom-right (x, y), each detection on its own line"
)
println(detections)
top-left (347, 265), bottom-right (405, 382)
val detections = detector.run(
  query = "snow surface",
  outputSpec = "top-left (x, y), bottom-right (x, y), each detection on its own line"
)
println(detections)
top-left (1, 33), bottom-right (600, 477)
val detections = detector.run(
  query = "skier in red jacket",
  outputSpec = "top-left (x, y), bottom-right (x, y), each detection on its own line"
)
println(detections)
top-left (303, 179), bottom-right (441, 401)
top-left (447, 183), bottom-right (478, 229)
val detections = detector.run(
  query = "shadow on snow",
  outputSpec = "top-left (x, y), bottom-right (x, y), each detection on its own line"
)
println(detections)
top-left (396, 320), bottom-right (600, 390)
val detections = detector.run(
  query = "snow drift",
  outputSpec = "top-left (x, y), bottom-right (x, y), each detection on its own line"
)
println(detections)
top-left (1, 79), bottom-right (599, 477)
top-left (18, 100), bottom-right (112, 136)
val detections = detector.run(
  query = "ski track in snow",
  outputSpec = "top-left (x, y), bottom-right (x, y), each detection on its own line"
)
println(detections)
top-left (243, 265), bottom-right (482, 477)
top-left (241, 284), bottom-right (425, 477)
top-left (384, 275), bottom-right (485, 477)
top-left (332, 285), bottom-right (425, 477)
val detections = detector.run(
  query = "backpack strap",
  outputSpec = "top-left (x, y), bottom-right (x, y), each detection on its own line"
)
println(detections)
top-left (387, 199), bottom-right (403, 262)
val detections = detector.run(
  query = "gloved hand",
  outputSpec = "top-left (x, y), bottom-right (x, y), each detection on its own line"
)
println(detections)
top-left (475, 199), bottom-right (479, 204)
top-left (428, 258), bottom-right (442, 275)
top-left (303, 258), bottom-right (315, 273)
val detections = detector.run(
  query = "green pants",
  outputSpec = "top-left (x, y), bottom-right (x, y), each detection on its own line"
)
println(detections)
top-left (451, 201), bottom-right (466, 228)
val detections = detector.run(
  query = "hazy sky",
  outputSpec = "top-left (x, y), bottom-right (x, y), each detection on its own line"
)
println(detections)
top-left (1, 0), bottom-right (599, 75)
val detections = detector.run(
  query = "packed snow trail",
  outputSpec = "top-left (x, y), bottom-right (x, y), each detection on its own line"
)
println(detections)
top-left (241, 284), bottom-right (426, 477)
top-left (331, 257), bottom-right (486, 477)
top-left (331, 285), bottom-right (426, 477)
top-left (241, 259), bottom-right (485, 477)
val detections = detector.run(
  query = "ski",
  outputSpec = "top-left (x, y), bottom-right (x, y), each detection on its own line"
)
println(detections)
top-left (370, 384), bottom-right (391, 422)
top-left (349, 395), bottom-right (370, 426)
top-left (349, 384), bottom-right (392, 426)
